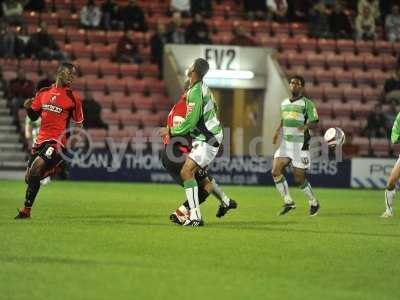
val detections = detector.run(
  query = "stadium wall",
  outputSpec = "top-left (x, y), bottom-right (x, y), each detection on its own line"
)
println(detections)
top-left (68, 150), bottom-right (351, 187)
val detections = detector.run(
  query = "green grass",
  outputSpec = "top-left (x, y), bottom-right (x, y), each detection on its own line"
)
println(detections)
top-left (0, 180), bottom-right (399, 300)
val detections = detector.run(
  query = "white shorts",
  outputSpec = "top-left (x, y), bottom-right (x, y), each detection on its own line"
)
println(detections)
top-left (274, 140), bottom-right (310, 169)
top-left (188, 140), bottom-right (219, 168)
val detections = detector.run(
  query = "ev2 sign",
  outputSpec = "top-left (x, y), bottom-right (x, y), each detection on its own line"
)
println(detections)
top-left (203, 46), bottom-right (240, 70)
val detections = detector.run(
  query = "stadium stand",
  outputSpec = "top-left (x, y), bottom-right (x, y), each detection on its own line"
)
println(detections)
top-left (0, 0), bottom-right (399, 168)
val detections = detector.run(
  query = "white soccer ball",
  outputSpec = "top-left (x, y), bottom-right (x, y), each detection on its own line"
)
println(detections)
top-left (324, 127), bottom-right (346, 147)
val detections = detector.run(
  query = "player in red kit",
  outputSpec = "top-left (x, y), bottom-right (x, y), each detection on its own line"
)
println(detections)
top-left (161, 92), bottom-right (237, 225)
top-left (15, 62), bottom-right (84, 219)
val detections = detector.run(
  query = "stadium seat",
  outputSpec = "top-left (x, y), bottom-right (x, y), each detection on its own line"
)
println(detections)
top-left (382, 56), bottom-right (397, 71)
top-left (133, 95), bottom-right (154, 110)
top-left (306, 52), bottom-right (326, 68)
top-left (370, 138), bottom-right (390, 157)
top-left (344, 53), bottom-right (364, 70)
top-left (341, 118), bottom-right (362, 136)
top-left (316, 102), bottom-right (332, 118)
top-left (120, 64), bottom-right (140, 78)
top-left (344, 86), bottom-right (362, 102)
top-left (119, 110), bottom-right (142, 127)
top-left (336, 39), bottom-right (355, 54)
top-left (354, 39), bottom-right (374, 55)
top-left (289, 23), bottom-right (308, 37)
top-left (332, 68), bottom-right (353, 85)
top-left (75, 58), bottom-right (99, 76)
top-left (332, 101), bottom-right (352, 118)
top-left (87, 30), bottom-right (108, 45)
top-left (143, 78), bottom-right (165, 93)
top-left (314, 68), bottom-right (334, 85)
top-left (352, 136), bottom-right (370, 156)
top-left (373, 40), bottom-right (394, 56)
top-left (363, 53), bottom-right (382, 70)
top-left (317, 38), bottom-right (336, 53)
top-left (297, 37), bottom-right (317, 52)
top-left (305, 85), bottom-right (324, 101)
top-left (324, 86), bottom-right (344, 101)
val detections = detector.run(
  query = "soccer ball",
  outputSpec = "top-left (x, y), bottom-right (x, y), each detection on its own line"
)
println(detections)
top-left (324, 127), bottom-right (346, 147)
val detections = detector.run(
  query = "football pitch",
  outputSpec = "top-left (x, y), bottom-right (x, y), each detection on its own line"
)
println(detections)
top-left (0, 180), bottom-right (399, 300)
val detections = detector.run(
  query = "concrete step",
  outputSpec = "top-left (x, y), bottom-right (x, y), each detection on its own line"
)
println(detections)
top-left (0, 160), bottom-right (26, 168)
top-left (0, 151), bottom-right (26, 161)
top-left (0, 116), bottom-right (13, 125)
top-left (0, 101), bottom-right (8, 108)
top-left (0, 108), bottom-right (10, 115)
top-left (0, 143), bottom-right (23, 151)
top-left (0, 134), bottom-right (20, 143)
top-left (0, 124), bottom-right (17, 132)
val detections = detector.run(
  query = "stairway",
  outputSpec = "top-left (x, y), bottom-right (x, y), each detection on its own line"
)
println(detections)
top-left (0, 96), bottom-right (27, 177)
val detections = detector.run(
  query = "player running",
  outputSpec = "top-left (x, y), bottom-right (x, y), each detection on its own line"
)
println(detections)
top-left (160, 58), bottom-right (223, 226)
top-left (161, 92), bottom-right (237, 225)
top-left (382, 112), bottom-right (400, 218)
top-left (15, 62), bottom-right (84, 219)
top-left (271, 75), bottom-right (320, 216)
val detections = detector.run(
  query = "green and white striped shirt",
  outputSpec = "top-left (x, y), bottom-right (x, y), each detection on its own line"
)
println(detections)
top-left (280, 96), bottom-right (318, 145)
top-left (171, 81), bottom-right (223, 145)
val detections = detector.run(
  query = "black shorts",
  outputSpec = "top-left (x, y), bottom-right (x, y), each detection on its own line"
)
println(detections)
top-left (28, 141), bottom-right (65, 171)
top-left (161, 143), bottom-right (211, 186)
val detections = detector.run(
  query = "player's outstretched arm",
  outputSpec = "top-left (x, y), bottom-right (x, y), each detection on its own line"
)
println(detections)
top-left (273, 120), bottom-right (283, 145)
top-left (391, 112), bottom-right (400, 144)
top-left (24, 98), bottom-right (40, 121)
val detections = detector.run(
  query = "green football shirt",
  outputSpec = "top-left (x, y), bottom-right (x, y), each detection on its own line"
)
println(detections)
top-left (170, 80), bottom-right (223, 145)
top-left (280, 96), bottom-right (319, 145)
top-left (391, 112), bottom-right (400, 144)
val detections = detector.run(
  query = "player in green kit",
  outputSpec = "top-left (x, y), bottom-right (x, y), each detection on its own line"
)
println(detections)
top-left (160, 58), bottom-right (224, 226)
top-left (382, 112), bottom-right (400, 218)
top-left (271, 75), bottom-right (320, 216)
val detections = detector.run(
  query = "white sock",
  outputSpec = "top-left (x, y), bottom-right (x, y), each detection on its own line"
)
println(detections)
top-left (301, 180), bottom-right (318, 206)
top-left (185, 185), bottom-right (201, 220)
top-left (178, 205), bottom-right (188, 215)
top-left (385, 189), bottom-right (395, 214)
top-left (211, 178), bottom-right (230, 207)
top-left (273, 175), bottom-right (293, 204)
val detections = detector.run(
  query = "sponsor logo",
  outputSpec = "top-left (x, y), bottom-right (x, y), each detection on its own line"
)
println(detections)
top-left (187, 103), bottom-right (195, 113)
top-left (42, 104), bottom-right (63, 113)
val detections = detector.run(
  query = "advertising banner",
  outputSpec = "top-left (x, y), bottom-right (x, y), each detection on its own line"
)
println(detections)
top-left (351, 158), bottom-right (397, 188)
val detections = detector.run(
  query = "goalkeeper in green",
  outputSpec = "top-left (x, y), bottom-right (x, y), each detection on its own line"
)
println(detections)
top-left (382, 112), bottom-right (400, 218)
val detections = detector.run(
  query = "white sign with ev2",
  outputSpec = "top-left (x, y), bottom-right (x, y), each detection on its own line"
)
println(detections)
top-left (202, 46), bottom-right (240, 70)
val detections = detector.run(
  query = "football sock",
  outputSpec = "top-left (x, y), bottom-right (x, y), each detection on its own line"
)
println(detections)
top-left (182, 188), bottom-right (209, 209)
top-left (385, 189), bottom-right (395, 214)
top-left (273, 175), bottom-right (293, 204)
top-left (24, 174), bottom-right (41, 208)
top-left (211, 178), bottom-right (230, 207)
top-left (183, 179), bottom-right (201, 220)
top-left (300, 180), bottom-right (318, 206)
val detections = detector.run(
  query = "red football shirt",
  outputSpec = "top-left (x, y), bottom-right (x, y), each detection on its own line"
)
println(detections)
top-left (31, 85), bottom-right (84, 147)
top-left (163, 94), bottom-right (187, 145)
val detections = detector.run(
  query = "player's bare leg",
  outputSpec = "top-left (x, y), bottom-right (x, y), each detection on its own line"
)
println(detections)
top-left (382, 161), bottom-right (400, 217)
top-left (16, 157), bottom-right (47, 219)
top-left (180, 158), bottom-right (203, 226)
top-left (272, 157), bottom-right (295, 215)
top-left (293, 167), bottom-right (320, 216)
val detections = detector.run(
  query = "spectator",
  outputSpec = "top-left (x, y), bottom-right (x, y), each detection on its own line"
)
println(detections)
top-left (101, 0), bottom-right (119, 30)
top-left (24, 0), bottom-right (46, 12)
top-left (190, 0), bottom-right (212, 18)
top-left (0, 22), bottom-right (15, 58)
top-left (384, 68), bottom-right (400, 104)
top-left (170, 0), bottom-right (190, 17)
top-left (287, 0), bottom-right (310, 22)
top-left (358, 0), bottom-right (380, 20)
top-left (150, 23), bottom-right (168, 79)
top-left (26, 22), bottom-right (67, 60)
top-left (243, 0), bottom-right (267, 20)
top-left (14, 25), bottom-right (30, 58)
top-left (0, 67), bottom-right (8, 95)
top-left (8, 69), bottom-right (34, 125)
top-left (385, 5), bottom-right (400, 42)
top-left (362, 104), bottom-right (388, 138)
top-left (83, 93), bottom-right (108, 129)
top-left (115, 30), bottom-right (142, 64)
top-left (355, 6), bottom-right (376, 40)
top-left (80, 0), bottom-right (102, 29)
top-left (119, 0), bottom-right (147, 32)
top-left (166, 12), bottom-right (186, 44)
top-left (185, 13), bottom-right (211, 44)
top-left (329, 3), bottom-right (353, 39)
top-left (309, 1), bottom-right (330, 38)
top-left (267, 0), bottom-right (288, 22)
top-left (2, 0), bottom-right (24, 26)
top-left (36, 71), bottom-right (54, 91)
top-left (229, 27), bottom-right (257, 46)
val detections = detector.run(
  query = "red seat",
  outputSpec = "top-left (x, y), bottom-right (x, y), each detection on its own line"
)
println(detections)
top-left (336, 39), bottom-right (355, 54)
top-left (252, 21), bottom-right (269, 34)
top-left (332, 68), bottom-right (353, 85)
top-left (370, 138), bottom-right (390, 157)
top-left (332, 101), bottom-right (352, 118)
top-left (119, 110), bottom-right (142, 126)
top-left (363, 53), bottom-right (382, 70)
top-left (140, 63), bottom-right (159, 77)
top-left (374, 41), bottom-right (394, 55)
top-left (143, 77), bottom-right (165, 93)
top-left (317, 102), bottom-right (332, 118)
top-left (317, 38), bottom-right (336, 53)
top-left (306, 52), bottom-right (326, 68)
top-left (344, 53), bottom-right (364, 69)
top-left (305, 85), bottom-right (324, 101)
top-left (101, 110), bottom-right (119, 126)
top-left (344, 87), bottom-right (362, 102)
top-left (383, 56), bottom-right (397, 71)
top-left (105, 76), bottom-right (127, 92)
top-left (99, 61), bottom-right (120, 76)
top-left (298, 37), bottom-right (317, 52)
top-left (324, 85), bottom-right (344, 101)
top-left (326, 53), bottom-right (345, 69)
top-left (341, 118), bottom-right (362, 136)
top-left (94, 44), bottom-right (113, 60)
top-left (120, 63), bottom-right (140, 78)
top-left (314, 67), bottom-right (333, 85)
top-left (67, 28), bottom-right (87, 43)
top-left (126, 78), bottom-right (146, 93)
top-left (352, 101), bottom-right (375, 117)
top-left (133, 95), bottom-right (154, 110)
top-left (355, 40), bottom-right (374, 55)
top-left (290, 22), bottom-right (308, 37)
top-left (352, 69), bottom-right (373, 87)
top-left (76, 58), bottom-right (99, 76)
top-left (352, 136), bottom-right (370, 156)
top-left (278, 36), bottom-right (299, 52)
top-left (87, 30), bottom-right (108, 45)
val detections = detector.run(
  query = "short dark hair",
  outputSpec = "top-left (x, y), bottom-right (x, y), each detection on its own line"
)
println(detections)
top-left (56, 62), bottom-right (75, 74)
top-left (289, 75), bottom-right (305, 87)
top-left (193, 58), bottom-right (209, 79)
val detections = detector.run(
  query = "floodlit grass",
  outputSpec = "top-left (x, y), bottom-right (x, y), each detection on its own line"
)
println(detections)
top-left (0, 180), bottom-right (399, 300)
